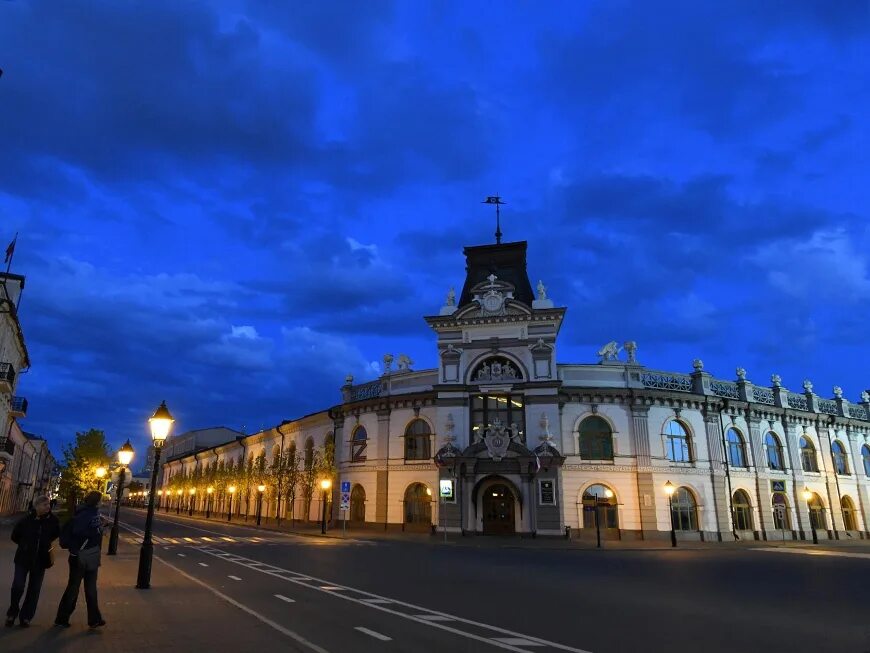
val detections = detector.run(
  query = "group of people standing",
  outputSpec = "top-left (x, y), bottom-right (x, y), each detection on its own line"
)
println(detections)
top-left (5, 491), bottom-right (104, 629)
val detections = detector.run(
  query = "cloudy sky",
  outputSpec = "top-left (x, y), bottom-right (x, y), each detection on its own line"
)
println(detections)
top-left (1, 1), bottom-right (868, 461)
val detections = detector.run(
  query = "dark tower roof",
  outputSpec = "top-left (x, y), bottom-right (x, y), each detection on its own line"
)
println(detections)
top-left (458, 240), bottom-right (535, 307)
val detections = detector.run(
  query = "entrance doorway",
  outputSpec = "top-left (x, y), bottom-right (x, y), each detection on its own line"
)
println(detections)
top-left (482, 484), bottom-right (515, 535)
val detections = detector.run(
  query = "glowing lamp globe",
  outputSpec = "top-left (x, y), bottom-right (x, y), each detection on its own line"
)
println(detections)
top-left (148, 401), bottom-right (175, 446)
top-left (118, 439), bottom-right (135, 467)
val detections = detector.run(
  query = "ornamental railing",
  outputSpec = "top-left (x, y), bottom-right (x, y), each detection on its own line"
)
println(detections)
top-left (11, 396), bottom-right (27, 416)
top-left (850, 405), bottom-right (868, 420)
top-left (640, 371), bottom-right (693, 392)
top-left (710, 380), bottom-right (739, 399)
top-left (817, 399), bottom-right (838, 415)
top-left (752, 386), bottom-right (775, 406)
top-left (787, 393), bottom-right (808, 411)
top-left (349, 380), bottom-right (381, 402)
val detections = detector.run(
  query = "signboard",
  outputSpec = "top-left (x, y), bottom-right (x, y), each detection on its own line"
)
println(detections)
top-left (341, 481), bottom-right (351, 493)
top-left (340, 492), bottom-right (350, 510)
top-left (439, 479), bottom-right (455, 502)
top-left (770, 480), bottom-right (786, 493)
top-left (539, 479), bottom-right (556, 506)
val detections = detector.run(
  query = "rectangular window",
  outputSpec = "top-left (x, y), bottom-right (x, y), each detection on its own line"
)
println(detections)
top-left (471, 394), bottom-right (525, 443)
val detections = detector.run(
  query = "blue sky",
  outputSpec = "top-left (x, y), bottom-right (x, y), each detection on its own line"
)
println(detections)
top-left (1, 1), bottom-right (868, 461)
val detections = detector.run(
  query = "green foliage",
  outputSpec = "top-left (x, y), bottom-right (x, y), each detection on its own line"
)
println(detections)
top-left (58, 428), bottom-right (112, 505)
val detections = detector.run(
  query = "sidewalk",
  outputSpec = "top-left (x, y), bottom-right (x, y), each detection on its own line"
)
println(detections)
top-left (0, 521), bottom-right (309, 652)
top-left (131, 507), bottom-right (870, 553)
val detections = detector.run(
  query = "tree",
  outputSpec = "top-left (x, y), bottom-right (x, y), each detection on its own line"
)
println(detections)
top-left (58, 429), bottom-right (112, 510)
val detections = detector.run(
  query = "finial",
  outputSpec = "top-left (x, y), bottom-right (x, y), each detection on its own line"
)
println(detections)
top-left (482, 195), bottom-right (506, 244)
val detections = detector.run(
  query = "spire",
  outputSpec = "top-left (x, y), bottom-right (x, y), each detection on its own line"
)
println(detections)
top-left (482, 195), bottom-right (505, 244)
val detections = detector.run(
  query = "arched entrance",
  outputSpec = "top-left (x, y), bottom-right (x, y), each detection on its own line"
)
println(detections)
top-left (403, 483), bottom-right (433, 532)
top-left (482, 484), bottom-right (515, 535)
top-left (581, 484), bottom-right (620, 539)
top-left (350, 485), bottom-right (366, 524)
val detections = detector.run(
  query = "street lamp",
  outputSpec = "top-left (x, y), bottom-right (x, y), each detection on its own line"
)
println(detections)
top-left (664, 480), bottom-right (677, 548)
top-left (108, 439), bottom-right (135, 555)
top-left (96, 466), bottom-right (107, 494)
top-left (802, 486), bottom-right (818, 545)
top-left (136, 400), bottom-right (174, 590)
top-left (594, 488), bottom-right (614, 549)
top-left (157, 489), bottom-right (163, 511)
top-left (206, 487), bottom-right (214, 519)
top-left (320, 478), bottom-right (332, 534)
top-left (176, 489), bottom-right (182, 514)
top-left (256, 484), bottom-right (266, 526)
top-left (188, 487), bottom-right (196, 516)
top-left (227, 485), bottom-right (236, 522)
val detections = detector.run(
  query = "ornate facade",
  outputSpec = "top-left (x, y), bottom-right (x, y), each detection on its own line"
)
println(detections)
top-left (162, 239), bottom-right (870, 542)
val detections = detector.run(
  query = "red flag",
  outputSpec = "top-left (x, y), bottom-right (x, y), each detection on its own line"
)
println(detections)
top-left (4, 238), bottom-right (14, 264)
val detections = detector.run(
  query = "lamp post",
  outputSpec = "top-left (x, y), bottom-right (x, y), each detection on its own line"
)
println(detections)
top-left (188, 487), bottom-right (196, 516)
top-left (206, 487), bottom-right (214, 519)
top-left (108, 439), bottom-right (135, 555)
top-left (227, 485), bottom-right (236, 522)
top-left (320, 479), bottom-right (332, 534)
top-left (136, 400), bottom-right (174, 590)
top-left (594, 488), bottom-right (614, 549)
top-left (664, 480), bottom-right (677, 548)
top-left (256, 484), bottom-right (266, 526)
top-left (96, 466), bottom-right (107, 494)
top-left (176, 489), bottom-right (182, 514)
top-left (157, 490), bottom-right (163, 511)
top-left (802, 486), bottom-right (818, 544)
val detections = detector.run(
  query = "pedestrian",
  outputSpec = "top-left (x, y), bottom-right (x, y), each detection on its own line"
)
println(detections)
top-left (6, 495), bottom-right (60, 627)
top-left (54, 490), bottom-right (105, 629)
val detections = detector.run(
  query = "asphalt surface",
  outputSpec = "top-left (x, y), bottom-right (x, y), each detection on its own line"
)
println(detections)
top-left (116, 508), bottom-right (870, 653)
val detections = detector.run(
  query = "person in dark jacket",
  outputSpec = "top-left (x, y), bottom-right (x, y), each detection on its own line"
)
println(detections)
top-left (6, 495), bottom-right (60, 627)
top-left (54, 491), bottom-right (105, 629)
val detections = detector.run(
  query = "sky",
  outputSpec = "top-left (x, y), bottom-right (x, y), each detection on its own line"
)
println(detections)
top-left (1, 1), bottom-right (869, 464)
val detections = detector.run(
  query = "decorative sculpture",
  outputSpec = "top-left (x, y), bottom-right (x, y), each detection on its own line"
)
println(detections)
top-left (692, 359), bottom-right (704, 371)
top-left (624, 341), bottom-right (638, 364)
top-left (444, 413), bottom-right (456, 443)
top-left (383, 353), bottom-right (393, 372)
top-left (861, 391), bottom-right (870, 403)
top-left (475, 359), bottom-right (518, 382)
top-left (482, 419), bottom-right (512, 461)
top-left (803, 379), bottom-right (813, 394)
top-left (537, 280), bottom-right (548, 301)
top-left (539, 413), bottom-right (554, 443)
top-left (597, 341), bottom-right (621, 363)
top-left (397, 354), bottom-right (413, 371)
top-left (833, 386), bottom-right (843, 399)
top-left (771, 374), bottom-right (781, 387)
top-left (736, 367), bottom-right (747, 381)
top-left (446, 287), bottom-right (456, 306)
top-left (345, 374), bottom-right (354, 385)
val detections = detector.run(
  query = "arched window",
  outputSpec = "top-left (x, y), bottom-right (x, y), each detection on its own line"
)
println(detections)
top-left (841, 496), bottom-right (858, 531)
top-left (765, 432), bottom-right (785, 471)
top-left (403, 483), bottom-right (432, 525)
top-left (726, 428), bottom-right (748, 468)
top-left (800, 436), bottom-right (818, 473)
top-left (404, 419), bottom-right (432, 461)
top-left (863, 445), bottom-right (870, 478)
top-left (304, 438), bottom-right (314, 470)
top-left (670, 487), bottom-right (698, 531)
top-left (350, 427), bottom-right (367, 463)
top-left (271, 445), bottom-right (281, 464)
top-left (664, 420), bottom-right (692, 463)
top-left (831, 440), bottom-right (849, 475)
top-left (772, 492), bottom-right (791, 530)
top-left (578, 417), bottom-right (614, 461)
top-left (581, 484), bottom-right (618, 529)
top-left (287, 442), bottom-right (297, 467)
top-left (732, 490), bottom-right (753, 531)
top-left (807, 493), bottom-right (826, 530)
top-left (350, 485), bottom-right (366, 523)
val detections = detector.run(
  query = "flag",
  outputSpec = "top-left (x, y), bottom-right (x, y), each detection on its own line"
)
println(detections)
top-left (4, 237), bottom-right (14, 264)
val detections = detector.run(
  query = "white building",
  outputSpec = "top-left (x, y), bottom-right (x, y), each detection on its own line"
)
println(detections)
top-left (161, 239), bottom-right (870, 542)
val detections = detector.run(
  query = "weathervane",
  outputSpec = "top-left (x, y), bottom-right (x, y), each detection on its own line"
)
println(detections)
top-left (482, 195), bottom-right (505, 244)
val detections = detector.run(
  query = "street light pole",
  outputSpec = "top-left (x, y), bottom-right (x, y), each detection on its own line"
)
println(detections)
top-left (803, 487), bottom-right (818, 544)
top-left (206, 487), bottom-right (213, 519)
top-left (137, 400), bottom-right (174, 590)
top-left (188, 488), bottom-right (196, 517)
top-left (256, 484), bottom-right (265, 526)
top-left (320, 478), bottom-right (332, 534)
top-left (108, 439), bottom-right (135, 556)
top-left (664, 480), bottom-right (677, 548)
top-left (227, 486), bottom-right (236, 522)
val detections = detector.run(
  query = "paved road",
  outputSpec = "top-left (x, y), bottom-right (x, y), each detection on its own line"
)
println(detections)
top-left (118, 508), bottom-right (869, 653)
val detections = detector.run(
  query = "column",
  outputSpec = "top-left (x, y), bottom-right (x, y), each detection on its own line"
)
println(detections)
top-left (846, 427), bottom-right (869, 536)
top-left (375, 409), bottom-right (390, 528)
top-left (747, 417), bottom-right (770, 540)
top-left (703, 411), bottom-right (731, 540)
top-left (782, 418), bottom-right (808, 539)
top-left (817, 423), bottom-right (843, 537)
top-left (629, 405), bottom-right (657, 538)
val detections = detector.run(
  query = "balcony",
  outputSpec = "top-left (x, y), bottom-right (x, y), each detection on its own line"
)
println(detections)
top-left (0, 362), bottom-right (14, 393)
top-left (10, 396), bottom-right (27, 417)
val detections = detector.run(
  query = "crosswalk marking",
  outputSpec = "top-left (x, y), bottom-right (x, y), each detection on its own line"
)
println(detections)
top-left (755, 547), bottom-right (870, 560)
top-left (355, 627), bottom-right (392, 641)
top-left (275, 594), bottom-right (296, 603)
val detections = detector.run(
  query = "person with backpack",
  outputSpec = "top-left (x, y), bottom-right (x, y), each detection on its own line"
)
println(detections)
top-left (54, 491), bottom-right (105, 629)
top-left (6, 495), bottom-right (60, 627)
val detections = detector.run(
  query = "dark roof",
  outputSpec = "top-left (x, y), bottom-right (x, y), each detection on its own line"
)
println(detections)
top-left (458, 240), bottom-right (535, 308)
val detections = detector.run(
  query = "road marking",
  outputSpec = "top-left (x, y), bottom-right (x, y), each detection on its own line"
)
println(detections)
top-left (755, 547), bottom-right (870, 560)
top-left (355, 627), bottom-right (392, 642)
top-left (184, 537), bottom-right (195, 542)
top-left (222, 537), bottom-right (236, 542)
top-left (198, 547), bottom-right (592, 653)
top-left (416, 614), bottom-right (454, 621)
top-left (360, 598), bottom-right (393, 604)
top-left (228, 575), bottom-right (242, 581)
top-left (198, 562), bottom-right (209, 567)
top-left (275, 594), bottom-right (296, 603)
top-left (320, 586), bottom-right (346, 591)
top-left (177, 553), bottom-right (186, 557)
top-left (493, 638), bottom-right (547, 647)
top-left (155, 556), bottom-right (330, 653)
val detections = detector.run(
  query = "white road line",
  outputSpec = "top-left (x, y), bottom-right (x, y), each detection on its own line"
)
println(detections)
top-left (198, 562), bottom-right (209, 567)
top-left (198, 547), bottom-right (592, 653)
top-left (320, 586), bottom-right (346, 591)
top-left (177, 553), bottom-right (186, 557)
top-left (360, 598), bottom-right (393, 604)
top-left (493, 638), bottom-right (547, 647)
top-left (275, 594), bottom-right (296, 603)
top-left (754, 547), bottom-right (870, 560)
top-left (354, 627), bottom-right (392, 642)
top-left (416, 614), bottom-right (454, 621)
top-left (155, 556), bottom-right (329, 653)
top-left (228, 575), bottom-right (242, 581)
